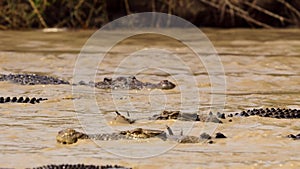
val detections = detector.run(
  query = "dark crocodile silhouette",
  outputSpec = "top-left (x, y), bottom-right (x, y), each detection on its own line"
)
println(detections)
top-left (0, 96), bottom-right (47, 104)
top-left (31, 164), bottom-right (131, 169)
top-left (150, 110), bottom-right (223, 123)
top-left (287, 133), bottom-right (300, 140)
top-left (228, 108), bottom-right (300, 119)
top-left (0, 73), bottom-right (176, 90)
top-left (56, 127), bottom-right (226, 144)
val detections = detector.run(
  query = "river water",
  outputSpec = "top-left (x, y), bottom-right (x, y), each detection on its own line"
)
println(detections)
top-left (0, 29), bottom-right (299, 169)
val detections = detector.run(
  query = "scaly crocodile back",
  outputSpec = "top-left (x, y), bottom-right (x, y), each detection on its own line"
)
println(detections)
top-left (0, 96), bottom-right (47, 104)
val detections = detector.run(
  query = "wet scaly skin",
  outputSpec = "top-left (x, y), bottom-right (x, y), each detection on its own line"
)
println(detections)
top-left (56, 128), bottom-right (167, 144)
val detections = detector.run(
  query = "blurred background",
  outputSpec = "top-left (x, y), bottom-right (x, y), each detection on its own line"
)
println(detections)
top-left (1, 0), bottom-right (300, 29)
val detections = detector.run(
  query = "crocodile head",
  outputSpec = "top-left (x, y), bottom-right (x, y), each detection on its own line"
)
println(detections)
top-left (120, 128), bottom-right (166, 139)
top-left (157, 80), bottom-right (176, 90)
top-left (56, 128), bottom-right (87, 144)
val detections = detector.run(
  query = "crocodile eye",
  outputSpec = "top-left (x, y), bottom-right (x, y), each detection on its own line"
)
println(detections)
top-left (161, 82), bottom-right (170, 88)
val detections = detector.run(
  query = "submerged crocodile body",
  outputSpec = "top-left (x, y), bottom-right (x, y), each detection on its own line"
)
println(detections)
top-left (150, 110), bottom-right (224, 123)
top-left (56, 127), bottom-right (226, 145)
top-left (56, 128), bottom-right (167, 144)
top-left (228, 108), bottom-right (300, 119)
top-left (110, 111), bottom-right (223, 124)
top-left (0, 96), bottom-right (47, 104)
top-left (0, 73), bottom-right (176, 90)
top-left (112, 108), bottom-right (300, 124)
top-left (32, 164), bottom-right (131, 169)
top-left (91, 76), bottom-right (176, 90)
top-left (0, 74), bottom-right (70, 85)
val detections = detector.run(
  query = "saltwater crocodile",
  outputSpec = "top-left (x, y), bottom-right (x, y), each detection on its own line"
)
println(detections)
top-left (56, 127), bottom-right (226, 144)
top-left (56, 128), bottom-right (167, 144)
top-left (32, 164), bottom-right (131, 169)
top-left (110, 110), bottom-right (223, 124)
top-left (150, 110), bottom-right (224, 123)
top-left (112, 108), bottom-right (299, 124)
top-left (0, 96), bottom-right (47, 104)
top-left (88, 76), bottom-right (175, 90)
top-left (225, 108), bottom-right (300, 141)
top-left (0, 73), bottom-right (176, 90)
top-left (0, 73), bottom-right (70, 85)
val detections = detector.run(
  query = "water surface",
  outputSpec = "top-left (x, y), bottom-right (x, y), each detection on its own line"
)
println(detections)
top-left (0, 29), bottom-right (299, 168)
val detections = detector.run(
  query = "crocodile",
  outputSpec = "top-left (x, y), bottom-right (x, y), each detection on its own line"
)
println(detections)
top-left (150, 110), bottom-right (224, 123)
top-left (109, 110), bottom-right (223, 125)
top-left (56, 128), bottom-right (167, 144)
top-left (0, 73), bottom-right (70, 85)
top-left (0, 73), bottom-right (176, 90)
top-left (91, 76), bottom-right (176, 90)
top-left (56, 127), bottom-right (226, 144)
top-left (31, 164), bottom-right (131, 169)
top-left (0, 96), bottom-right (47, 104)
top-left (227, 108), bottom-right (300, 119)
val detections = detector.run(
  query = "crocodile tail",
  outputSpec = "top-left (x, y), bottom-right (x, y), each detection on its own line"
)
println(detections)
top-left (0, 96), bottom-right (47, 104)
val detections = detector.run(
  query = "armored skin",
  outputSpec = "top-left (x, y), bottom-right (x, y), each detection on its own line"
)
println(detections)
top-left (0, 73), bottom-right (176, 90)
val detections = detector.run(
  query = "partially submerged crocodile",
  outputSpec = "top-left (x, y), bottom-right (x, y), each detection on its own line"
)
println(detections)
top-left (0, 96), bottom-right (47, 104)
top-left (91, 76), bottom-right (176, 90)
top-left (110, 110), bottom-right (223, 124)
top-left (0, 73), bottom-right (176, 90)
top-left (150, 110), bottom-right (224, 123)
top-left (56, 128), bottom-right (167, 144)
top-left (56, 127), bottom-right (226, 145)
top-left (32, 164), bottom-right (131, 169)
top-left (108, 108), bottom-right (300, 125)
top-left (226, 108), bottom-right (300, 141)
top-left (0, 73), bottom-right (70, 85)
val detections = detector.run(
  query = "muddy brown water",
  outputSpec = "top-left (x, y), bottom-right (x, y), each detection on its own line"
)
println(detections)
top-left (0, 29), bottom-right (299, 169)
